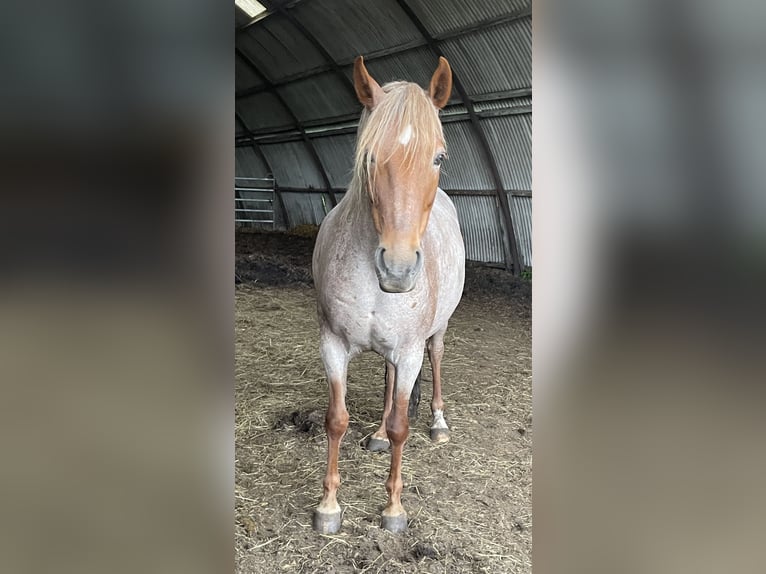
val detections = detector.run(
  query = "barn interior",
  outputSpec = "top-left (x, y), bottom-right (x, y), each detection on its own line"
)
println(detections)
top-left (234, 1), bottom-right (532, 572)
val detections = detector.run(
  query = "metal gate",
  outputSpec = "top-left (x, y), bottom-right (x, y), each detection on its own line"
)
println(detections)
top-left (235, 176), bottom-right (276, 229)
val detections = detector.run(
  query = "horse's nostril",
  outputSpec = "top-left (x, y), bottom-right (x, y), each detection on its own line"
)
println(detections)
top-left (375, 247), bottom-right (387, 272)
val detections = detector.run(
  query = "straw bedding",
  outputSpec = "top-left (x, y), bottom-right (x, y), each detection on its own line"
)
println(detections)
top-left (235, 230), bottom-right (531, 573)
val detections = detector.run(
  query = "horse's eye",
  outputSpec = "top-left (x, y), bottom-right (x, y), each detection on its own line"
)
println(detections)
top-left (364, 152), bottom-right (376, 164)
top-left (434, 152), bottom-right (446, 166)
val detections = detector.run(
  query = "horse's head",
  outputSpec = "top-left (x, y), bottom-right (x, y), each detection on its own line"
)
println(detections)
top-left (353, 56), bottom-right (452, 293)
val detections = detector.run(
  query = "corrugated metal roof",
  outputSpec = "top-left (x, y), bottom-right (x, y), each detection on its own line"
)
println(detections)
top-left (280, 191), bottom-right (331, 227)
top-left (449, 194), bottom-right (506, 264)
top-left (439, 16), bottom-right (532, 95)
top-left (237, 92), bottom-right (295, 131)
top-left (408, 0), bottom-right (531, 38)
top-left (235, 147), bottom-right (269, 178)
top-left (509, 194), bottom-right (532, 267)
top-left (238, 14), bottom-right (326, 82)
top-left (277, 72), bottom-right (359, 123)
top-left (291, 0), bottom-right (423, 62)
top-left (439, 121), bottom-right (493, 190)
top-left (236, 54), bottom-right (263, 92)
top-left (260, 141), bottom-right (325, 189)
top-left (481, 114), bottom-right (532, 190)
top-left (312, 134), bottom-right (357, 188)
top-left (235, 7), bottom-right (252, 28)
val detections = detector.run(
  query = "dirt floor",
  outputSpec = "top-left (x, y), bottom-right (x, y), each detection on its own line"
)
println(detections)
top-left (235, 230), bottom-right (531, 573)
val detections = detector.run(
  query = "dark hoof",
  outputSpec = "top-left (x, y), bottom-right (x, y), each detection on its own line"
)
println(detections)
top-left (430, 428), bottom-right (450, 444)
top-left (381, 513), bottom-right (408, 533)
top-left (366, 436), bottom-right (390, 452)
top-left (313, 509), bottom-right (342, 534)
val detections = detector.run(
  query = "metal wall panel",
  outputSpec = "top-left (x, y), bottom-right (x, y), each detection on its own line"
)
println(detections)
top-left (292, 0), bottom-right (423, 62)
top-left (509, 194), bottom-right (532, 267)
top-left (439, 17), bottom-right (532, 95)
top-left (260, 142), bottom-right (325, 189)
top-left (312, 134), bottom-right (357, 189)
top-left (277, 72), bottom-right (360, 123)
top-left (235, 147), bottom-right (269, 178)
top-left (237, 92), bottom-right (295, 131)
top-left (280, 192), bottom-right (331, 227)
top-left (449, 194), bottom-right (506, 264)
top-left (440, 121), bottom-right (494, 190)
top-left (481, 114), bottom-right (532, 190)
top-left (238, 14), bottom-right (325, 81)
top-left (407, 0), bottom-right (531, 38)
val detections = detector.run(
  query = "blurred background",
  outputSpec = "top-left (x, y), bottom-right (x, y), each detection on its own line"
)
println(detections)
top-left (535, 0), bottom-right (766, 572)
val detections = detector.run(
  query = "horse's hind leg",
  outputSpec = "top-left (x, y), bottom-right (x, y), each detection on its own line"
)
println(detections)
top-left (313, 333), bottom-right (350, 534)
top-left (367, 361), bottom-right (395, 452)
top-left (381, 350), bottom-right (421, 532)
top-left (428, 332), bottom-right (450, 443)
top-left (408, 369), bottom-right (421, 420)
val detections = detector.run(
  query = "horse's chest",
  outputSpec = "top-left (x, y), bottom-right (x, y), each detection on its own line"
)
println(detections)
top-left (324, 295), bottom-right (430, 351)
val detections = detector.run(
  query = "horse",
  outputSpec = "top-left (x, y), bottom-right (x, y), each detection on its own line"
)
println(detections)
top-left (311, 55), bottom-right (465, 534)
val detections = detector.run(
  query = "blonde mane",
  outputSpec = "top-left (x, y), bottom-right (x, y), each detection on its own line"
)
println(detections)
top-left (349, 81), bottom-right (445, 202)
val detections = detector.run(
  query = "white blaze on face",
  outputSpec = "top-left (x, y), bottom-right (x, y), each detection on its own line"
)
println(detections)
top-left (399, 124), bottom-right (413, 146)
top-left (431, 409), bottom-right (448, 430)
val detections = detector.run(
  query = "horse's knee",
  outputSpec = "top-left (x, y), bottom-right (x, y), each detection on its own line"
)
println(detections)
top-left (385, 409), bottom-right (409, 445)
top-left (325, 407), bottom-right (349, 439)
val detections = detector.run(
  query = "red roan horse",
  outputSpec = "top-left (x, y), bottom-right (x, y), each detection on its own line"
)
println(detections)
top-left (311, 56), bottom-right (465, 533)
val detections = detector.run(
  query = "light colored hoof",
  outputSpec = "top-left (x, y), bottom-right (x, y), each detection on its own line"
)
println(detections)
top-left (430, 428), bottom-right (450, 443)
top-left (381, 512), bottom-right (408, 533)
top-left (366, 436), bottom-right (390, 452)
top-left (313, 509), bottom-right (342, 534)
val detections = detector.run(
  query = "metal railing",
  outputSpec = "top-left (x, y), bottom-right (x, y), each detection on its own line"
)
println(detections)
top-left (235, 176), bottom-right (275, 229)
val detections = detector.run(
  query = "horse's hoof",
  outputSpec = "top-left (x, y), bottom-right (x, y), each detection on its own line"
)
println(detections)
top-left (313, 509), bottom-right (342, 534)
top-left (430, 428), bottom-right (450, 444)
top-left (381, 512), bottom-right (408, 533)
top-left (366, 436), bottom-right (390, 452)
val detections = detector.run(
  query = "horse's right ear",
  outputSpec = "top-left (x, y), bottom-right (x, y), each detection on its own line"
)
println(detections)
top-left (353, 56), bottom-right (384, 110)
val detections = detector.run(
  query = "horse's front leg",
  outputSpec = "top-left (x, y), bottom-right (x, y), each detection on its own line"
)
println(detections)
top-left (381, 350), bottom-right (422, 532)
top-left (313, 332), bottom-right (350, 534)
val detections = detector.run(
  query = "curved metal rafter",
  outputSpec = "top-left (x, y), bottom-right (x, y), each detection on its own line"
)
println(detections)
top-left (236, 47), bottom-right (337, 208)
top-left (394, 0), bottom-right (524, 274)
top-left (258, 0), bottom-right (360, 103)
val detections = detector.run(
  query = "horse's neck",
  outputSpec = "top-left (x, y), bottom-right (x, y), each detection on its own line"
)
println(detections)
top-left (341, 181), bottom-right (378, 243)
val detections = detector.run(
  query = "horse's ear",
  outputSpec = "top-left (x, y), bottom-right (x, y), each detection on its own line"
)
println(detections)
top-left (429, 57), bottom-right (452, 109)
top-left (353, 56), bottom-right (384, 110)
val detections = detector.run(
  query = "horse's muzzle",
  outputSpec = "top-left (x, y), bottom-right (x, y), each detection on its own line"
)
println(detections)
top-left (374, 247), bottom-right (423, 293)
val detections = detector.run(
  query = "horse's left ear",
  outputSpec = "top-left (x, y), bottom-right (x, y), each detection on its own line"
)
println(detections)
top-left (429, 57), bottom-right (452, 109)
